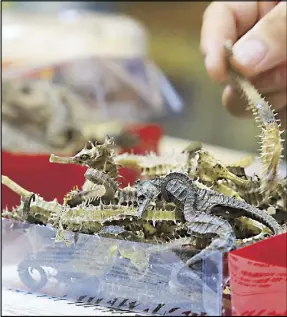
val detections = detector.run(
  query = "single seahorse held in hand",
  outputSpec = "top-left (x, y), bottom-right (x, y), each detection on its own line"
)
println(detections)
top-left (224, 40), bottom-right (285, 194)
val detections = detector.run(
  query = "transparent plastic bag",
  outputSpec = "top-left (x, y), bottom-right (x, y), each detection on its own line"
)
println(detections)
top-left (2, 11), bottom-right (183, 154)
top-left (3, 56), bottom-right (183, 123)
top-left (2, 218), bottom-right (223, 316)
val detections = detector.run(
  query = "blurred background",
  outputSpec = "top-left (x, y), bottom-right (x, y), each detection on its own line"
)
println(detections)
top-left (2, 1), bottom-right (273, 154)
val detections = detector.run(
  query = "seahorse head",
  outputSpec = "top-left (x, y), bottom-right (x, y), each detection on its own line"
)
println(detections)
top-left (49, 135), bottom-right (116, 168)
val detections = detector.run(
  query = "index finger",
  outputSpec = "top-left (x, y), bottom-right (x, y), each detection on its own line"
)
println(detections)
top-left (200, 2), bottom-right (272, 83)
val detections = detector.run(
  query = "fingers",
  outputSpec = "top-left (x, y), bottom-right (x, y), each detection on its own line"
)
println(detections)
top-left (250, 62), bottom-right (287, 93)
top-left (222, 85), bottom-right (287, 124)
top-left (201, 2), bottom-right (281, 82)
top-left (257, 1), bottom-right (281, 17)
top-left (231, 2), bottom-right (287, 77)
top-left (201, 1), bottom-right (286, 129)
top-left (222, 61), bottom-right (287, 117)
top-left (201, 2), bottom-right (259, 82)
top-left (222, 85), bottom-right (251, 118)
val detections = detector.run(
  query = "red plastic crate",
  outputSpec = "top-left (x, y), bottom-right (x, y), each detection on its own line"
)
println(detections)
top-left (2, 124), bottom-right (163, 209)
top-left (119, 124), bottom-right (163, 188)
top-left (228, 233), bottom-right (287, 316)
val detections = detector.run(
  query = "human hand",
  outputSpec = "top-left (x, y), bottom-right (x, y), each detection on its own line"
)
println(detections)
top-left (200, 1), bottom-right (286, 129)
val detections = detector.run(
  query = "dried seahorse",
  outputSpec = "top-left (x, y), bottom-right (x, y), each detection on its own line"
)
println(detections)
top-left (114, 152), bottom-right (185, 178)
top-left (224, 40), bottom-right (285, 193)
top-left (2, 175), bottom-right (61, 224)
top-left (115, 149), bottom-right (252, 200)
top-left (50, 136), bottom-right (119, 188)
top-left (50, 136), bottom-right (121, 206)
top-left (113, 183), bottom-right (138, 206)
top-left (195, 149), bottom-right (252, 187)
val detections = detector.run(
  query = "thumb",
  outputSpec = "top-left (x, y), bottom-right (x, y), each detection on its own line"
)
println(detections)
top-left (231, 1), bottom-right (286, 77)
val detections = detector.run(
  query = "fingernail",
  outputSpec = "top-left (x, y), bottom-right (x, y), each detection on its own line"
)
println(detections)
top-left (233, 40), bottom-right (267, 68)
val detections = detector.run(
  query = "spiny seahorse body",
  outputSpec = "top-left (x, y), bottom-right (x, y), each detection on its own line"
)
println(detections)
top-left (49, 203), bottom-right (183, 240)
top-left (161, 172), bottom-right (282, 235)
top-left (224, 40), bottom-right (284, 193)
top-left (114, 152), bottom-right (186, 177)
top-left (3, 195), bottom-right (61, 224)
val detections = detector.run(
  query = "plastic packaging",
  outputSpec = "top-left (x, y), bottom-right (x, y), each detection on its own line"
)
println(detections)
top-left (2, 218), bottom-right (223, 316)
top-left (2, 11), bottom-right (182, 157)
top-left (2, 10), bottom-right (183, 124)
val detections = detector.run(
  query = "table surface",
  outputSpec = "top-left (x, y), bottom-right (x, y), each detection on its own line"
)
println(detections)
top-left (2, 289), bottom-right (142, 316)
top-left (2, 135), bottom-right (286, 316)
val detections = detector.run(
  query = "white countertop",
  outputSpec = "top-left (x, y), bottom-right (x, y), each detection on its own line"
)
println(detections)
top-left (2, 288), bottom-right (140, 316)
